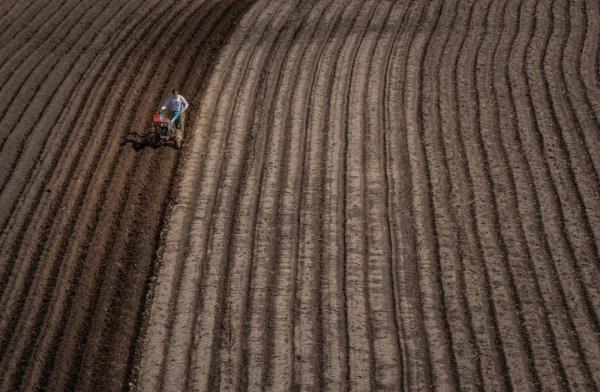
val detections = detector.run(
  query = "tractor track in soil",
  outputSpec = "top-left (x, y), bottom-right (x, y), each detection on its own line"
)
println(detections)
top-left (1, 0), bottom-right (599, 391)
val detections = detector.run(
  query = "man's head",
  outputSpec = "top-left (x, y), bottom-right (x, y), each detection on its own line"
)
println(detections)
top-left (172, 89), bottom-right (179, 96)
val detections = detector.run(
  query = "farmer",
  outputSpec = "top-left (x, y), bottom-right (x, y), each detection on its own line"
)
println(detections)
top-left (160, 89), bottom-right (189, 129)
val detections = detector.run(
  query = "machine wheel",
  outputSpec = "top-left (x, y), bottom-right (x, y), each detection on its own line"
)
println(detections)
top-left (152, 127), bottom-right (161, 146)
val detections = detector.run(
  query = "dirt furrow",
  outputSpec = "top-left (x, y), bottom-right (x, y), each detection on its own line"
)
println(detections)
top-left (537, 0), bottom-right (600, 384)
top-left (440, 2), bottom-right (516, 389)
top-left (544, 0), bottom-right (600, 276)
top-left (0, 0), bottom-right (39, 37)
top-left (0, 0), bottom-right (73, 71)
top-left (4, 1), bottom-right (599, 390)
top-left (494, 0), bottom-right (584, 389)
top-left (0, 1), bottom-right (202, 388)
top-left (580, 0), bottom-right (600, 121)
top-left (512, 0), bottom-right (600, 388)
top-left (134, 7), bottom-right (259, 389)
top-left (0, 0), bottom-right (145, 347)
top-left (477, 0), bottom-right (568, 388)
top-left (0, 0), bottom-right (151, 239)
top-left (365, 3), bottom-right (412, 390)
top-left (186, 5), bottom-right (300, 391)
top-left (0, 0), bottom-right (253, 388)
top-left (563, 0), bottom-right (600, 184)
top-left (0, 0), bottom-right (159, 258)
top-left (456, 0), bottom-right (540, 388)
top-left (210, 8), bottom-right (297, 389)
top-left (0, 0), bottom-right (124, 216)
top-left (537, 0), bottom-right (600, 335)
top-left (317, 1), bottom-right (372, 388)
top-left (237, 15), bottom-right (299, 387)
top-left (207, 2), bottom-right (319, 389)
top-left (285, 2), bottom-right (370, 390)
top-left (405, 0), bottom-right (465, 388)
top-left (0, 0), bottom-right (177, 352)
top-left (32, 1), bottom-right (219, 388)
top-left (77, 3), bottom-right (252, 389)
top-left (264, 2), bottom-right (339, 389)
top-left (355, 1), bottom-right (406, 390)
top-left (136, 2), bottom-right (286, 390)
top-left (59, 3), bottom-right (239, 389)
top-left (420, 0), bottom-right (484, 388)
top-left (0, 0), bottom-right (169, 344)
top-left (340, 2), bottom-right (383, 390)
top-left (0, 0), bottom-right (62, 51)
top-left (0, 0), bottom-right (97, 139)
top-left (384, 0), bottom-right (433, 388)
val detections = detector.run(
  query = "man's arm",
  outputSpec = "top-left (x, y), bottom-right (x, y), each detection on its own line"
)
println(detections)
top-left (161, 96), bottom-right (172, 111)
top-left (181, 96), bottom-right (189, 112)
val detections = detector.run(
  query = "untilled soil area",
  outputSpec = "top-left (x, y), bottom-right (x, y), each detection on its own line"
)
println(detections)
top-left (1, 0), bottom-right (600, 391)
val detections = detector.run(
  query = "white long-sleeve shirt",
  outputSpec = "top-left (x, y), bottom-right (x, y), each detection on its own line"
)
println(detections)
top-left (161, 94), bottom-right (189, 112)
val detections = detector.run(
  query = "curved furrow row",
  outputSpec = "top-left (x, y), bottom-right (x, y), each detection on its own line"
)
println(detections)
top-left (541, 0), bottom-right (600, 321)
top-left (52, 2), bottom-right (239, 389)
top-left (441, 1), bottom-right (513, 388)
top-left (0, 0), bottom-right (151, 238)
top-left (260, 1), bottom-right (342, 389)
top-left (0, 0), bottom-right (153, 249)
top-left (0, 0), bottom-right (150, 296)
top-left (550, 0), bottom-right (600, 252)
top-left (178, 4), bottom-right (294, 389)
top-left (0, 0), bottom-right (252, 388)
top-left (0, 0), bottom-right (37, 35)
top-left (345, 1), bottom-right (402, 390)
top-left (0, 0), bottom-right (172, 314)
top-left (0, 0), bottom-right (126, 203)
top-left (210, 3), bottom-right (308, 388)
top-left (0, 0), bottom-right (151, 351)
top-left (0, 0), bottom-right (125, 219)
top-left (236, 7), bottom-right (309, 388)
top-left (0, 1), bottom-right (201, 388)
top-left (510, 0), bottom-right (600, 389)
top-left (456, 0), bottom-right (543, 388)
top-left (0, 0), bottom-right (182, 352)
top-left (561, 0), bottom-right (600, 254)
top-left (363, 2), bottom-right (410, 389)
top-left (0, 0), bottom-right (72, 70)
top-left (420, 0), bottom-right (484, 388)
top-left (75, 3), bottom-right (255, 390)
top-left (25, 1), bottom-right (220, 388)
top-left (0, 0), bottom-right (57, 47)
top-left (187, 2), bottom-right (312, 390)
top-left (0, 0), bottom-right (97, 140)
top-left (492, 0), bottom-right (574, 389)
top-left (531, 0), bottom-right (600, 350)
top-left (136, 2), bottom-right (287, 390)
top-left (318, 1), bottom-right (375, 388)
top-left (501, 0), bottom-right (595, 387)
top-left (407, 0), bottom-right (465, 389)
top-left (580, 0), bottom-right (600, 120)
top-left (343, 3), bottom-right (389, 390)
top-left (385, 0), bottom-right (433, 388)
top-left (4, 0), bottom-right (600, 390)
top-left (477, 0), bottom-right (567, 388)
top-left (563, 0), bottom-right (600, 184)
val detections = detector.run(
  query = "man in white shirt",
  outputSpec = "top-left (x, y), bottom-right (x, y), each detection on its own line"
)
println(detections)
top-left (161, 89), bottom-right (189, 129)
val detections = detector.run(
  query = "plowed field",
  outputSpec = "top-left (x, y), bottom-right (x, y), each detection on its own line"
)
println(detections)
top-left (1, 0), bottom-right (600, 391)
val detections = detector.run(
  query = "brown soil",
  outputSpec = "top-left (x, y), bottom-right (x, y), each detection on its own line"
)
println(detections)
top-left (0, 0), bottom-right (251, 390)
top-left (1, 0), bottom-right (600, 391)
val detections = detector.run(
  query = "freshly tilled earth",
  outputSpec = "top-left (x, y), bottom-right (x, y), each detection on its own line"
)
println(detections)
top-left (1, 0), bottom-right (599, 391)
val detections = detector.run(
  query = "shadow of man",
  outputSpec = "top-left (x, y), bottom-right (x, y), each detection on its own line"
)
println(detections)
top-left (121, 131), bottom-right (178, 151)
